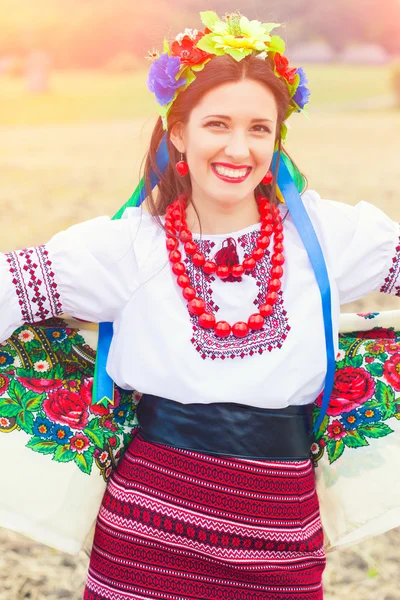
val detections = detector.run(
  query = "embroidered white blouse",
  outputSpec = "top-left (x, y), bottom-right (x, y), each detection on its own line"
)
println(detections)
top-left (1, 190), bottom-right (399, 409)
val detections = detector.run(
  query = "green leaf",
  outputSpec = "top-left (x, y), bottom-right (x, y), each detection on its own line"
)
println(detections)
top-left (359, 422), bottom-right (394, 439)
top-left (380, 405), bottom-right (397, 420)
top-left (0, 398), bottom-right (22, 418)
top-left (226, 47), bottom-right (252, 61)
top-left (366, 362), bottom-right (384, 377)
top-left (25, 339), bottom-right (41, 350)
top-left (376, 380), bottom-right (395, 405)
top-left (335, 359), bottom-right (346, 370)
top-left (343, 431), bottom-right (369, 448)
top-left (85, 418), bottom-right (101, 430)
top-left (8, 380), bottom-right (25, 405)
top-left (196, 33), bottom-right (222, 56)
top-left (74, 451), bottom-right (94, 475)
top-left (53, 445), bottom-right (75, 463)
top-left (268, 34), bottom-right (285, 54)
top-left (312, 414), bottom-right (329, 439)
top-left (84, 427), bottom-right (105, 448)
top-left (200, 10), bottom-right (220, 30)
top-left (16, 410), bottom-right (34, 434)
top-left (22, 391), bottom-right (46, 412)
top-left (352, 355), bottom-right (363, 368)
top-left (327, 439), bottom-right (345, 464)
top-left (26, 437), bottom-right (58, 454)
top-left (54, 364), bottom-right (64, 379)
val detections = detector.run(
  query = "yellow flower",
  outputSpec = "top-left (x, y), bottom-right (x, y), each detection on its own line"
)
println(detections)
top-left (197, 11), bottom-right (281, 62)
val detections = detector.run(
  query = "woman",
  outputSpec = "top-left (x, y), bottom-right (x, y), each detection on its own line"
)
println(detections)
top-left (1, 10), bottom-right (399, 600)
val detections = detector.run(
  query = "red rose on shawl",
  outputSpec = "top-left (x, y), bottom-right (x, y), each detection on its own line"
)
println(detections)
top-left (355, 328), bottom-right (397, 340)
top-left (315, 367), bottom-right (375, 416)
top-left (43, 389), bottom-right (89, 429)
top-left (81, 377), bottom-right (121, 416)
top-left (383, 353), bottom-right (400, 391)
top-left (327, 420), bottom-right (347, 441)
top-left (171, 32), bottom-right (212, 66)
top-left (16, 376), bottom-right (64, 393)
top-left (274, 54), bottom-right (297, 84)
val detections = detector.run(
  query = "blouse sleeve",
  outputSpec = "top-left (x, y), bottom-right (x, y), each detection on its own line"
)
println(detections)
top-left (0, 209), bottom-right (147, 343)
top-left (301, 190), bottom-right (400, 305)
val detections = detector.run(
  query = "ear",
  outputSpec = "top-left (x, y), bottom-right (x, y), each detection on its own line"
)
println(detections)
top-left (169, 122), bottom-right (186, 154)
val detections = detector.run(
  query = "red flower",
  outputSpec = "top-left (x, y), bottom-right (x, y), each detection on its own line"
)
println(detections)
top-left (0, 374), bottom-right (9, 396)
top-left (316, 367), bottom-right (375, 416)
top-left (43, 389), bottom-right (89, 429)
top-left (356, 328), bottom-right (396, 340)
top-left (171, 32), bottom-right (212, 66)
top-left (70, 433), bottom-right (90, 454)
top-left (385, 342), bottom-right (400, 354)
top-left (383, 353), bottom-right (400, 391)
top-left (274, 54), bottom-right (297, 84)
top-left (365, 356), bottom-right (375, 363)
top-left (82, 378), bottom-right (121, 416)
top-left (327, 420), bottom-right (346, 441)
top-left (16, 376), bottom-right (63, 393)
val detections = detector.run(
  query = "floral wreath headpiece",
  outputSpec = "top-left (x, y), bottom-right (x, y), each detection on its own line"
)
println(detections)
top-left (147, 10), bottom-right (310, 143)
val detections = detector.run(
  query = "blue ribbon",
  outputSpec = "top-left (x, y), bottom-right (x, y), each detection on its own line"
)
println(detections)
top-left (273, 153), bottom-right (335, 433)
top-left (93, 136), bottom-right (170, 407)
top-left (94, 137), bottom-right (333, 434)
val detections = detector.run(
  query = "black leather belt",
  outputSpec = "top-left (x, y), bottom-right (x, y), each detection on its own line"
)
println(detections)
top-left (136, 394), bottom-right (312, 460)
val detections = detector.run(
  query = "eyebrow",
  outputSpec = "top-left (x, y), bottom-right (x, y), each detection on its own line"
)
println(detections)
top-left (202, 114), bottom-right (274, 123)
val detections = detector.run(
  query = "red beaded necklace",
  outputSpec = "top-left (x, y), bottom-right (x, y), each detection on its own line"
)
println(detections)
top-left (164, 194), bottom-right (285, 339)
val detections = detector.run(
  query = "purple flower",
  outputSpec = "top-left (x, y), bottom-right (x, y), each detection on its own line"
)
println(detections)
top-left (293, 67), bottom-right (311, 110)
top-left (147, 53), bottom-right (187, 106)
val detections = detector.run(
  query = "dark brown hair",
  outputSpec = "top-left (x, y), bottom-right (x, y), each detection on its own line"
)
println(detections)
top-left (142, 53), bottom-right (307, 233)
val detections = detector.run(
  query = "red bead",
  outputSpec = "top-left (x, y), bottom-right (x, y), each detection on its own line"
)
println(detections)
top-left (172, 208), bottom-right (182, 220)
top-left (262, 224), bottom-right (274, 236)
top-left (182, 286), bottom-right (196, 301)
top-left (188, 298), bottom-right (206, 316)
top-left (243, 258), bottom-right (256, 271)
top-left (232, 322), bottom-right (249, 338)
top-left (172, 262), bottom-right (186, 276)
top-left (175, 161), bottom-right (189, 177)
top-left (271, 253), bottom-right (284, 266)
top-left (164, 219), bottom-right (175, 233)
top-left (184, 241), bottom-right (197, 255)
top-left (271, 265), bottom-right (283, 278)
top-left (274, 232), bottom-right (284, 243)
top-left (260, 303), bottom-right (273, 317)
top-left (169, 250), bottom-right (182, 263)
top-left (216, 265), bottom-right (230, 279)
top-left (166, 237), bottom-right (178, 251)
top-left (203, 261), bottom-right (216, 275)
top-left (174, 219), bottom-right (186, 230)
top-left (261, 213), bottom-right (274, 224)
top-left (262, 171), bottom-right (273, 185)
top-left (252, 247), bottom-right (264, 261)
top-left (258, 198), bottom-right (270, 213)
top-left (256, 194), bottom-right (266, 204)
top-left (269, 278), bottom-right (281, 292)
top-left (198, 312), bottom-right (216, 329)
top-left (248, 314), bottom-right (265, 331)
top-left (266, 291), bottom-right (278, 305)
top-left (214, 321), bottom-right (232, 338)
top-left (177, 274), bottom-right (190, 288)
top-left (256, 235), bottom-right (270, 249)
top-left (192, 252), bottom-right (205, 267)
top-left (231, 264), bottom-right (244, 278)
top-left (274, 242), bottom-right (284, 253)
top-left (180, 229), bottom-right (193, 243)
top-left (274, 223), bottom-right (283, 233)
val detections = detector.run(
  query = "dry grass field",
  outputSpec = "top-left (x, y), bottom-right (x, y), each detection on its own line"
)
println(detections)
top-left (1, 66), bottom-right (400, 598)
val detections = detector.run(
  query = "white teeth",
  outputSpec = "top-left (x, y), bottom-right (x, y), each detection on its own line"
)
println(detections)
top-left (213, 165), bottom-right (248, 179)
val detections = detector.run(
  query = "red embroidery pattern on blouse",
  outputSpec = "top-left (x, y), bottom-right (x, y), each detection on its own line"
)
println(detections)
top-left (185, 231), bottom-right (290, 360)
top-left (5, 246), bottom-right (63, 323)
top-left (380, 232), bottom-right (400, 296)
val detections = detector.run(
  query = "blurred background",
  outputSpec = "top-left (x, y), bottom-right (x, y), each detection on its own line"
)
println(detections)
top-left (1, 0), bottom-right (400, 598)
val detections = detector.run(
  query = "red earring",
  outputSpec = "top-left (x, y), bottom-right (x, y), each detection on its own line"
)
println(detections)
top-left (175, 154), bottom-right (189, 177)
top-left (262, 170), bottom-right (273, 185)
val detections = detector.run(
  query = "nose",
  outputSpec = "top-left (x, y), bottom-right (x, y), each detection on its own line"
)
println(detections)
top-left (224, 130), bottom-right (251, 162)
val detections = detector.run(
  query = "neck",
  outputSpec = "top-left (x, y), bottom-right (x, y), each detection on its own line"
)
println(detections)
top-left (185, 193), bottom-right (260, 236)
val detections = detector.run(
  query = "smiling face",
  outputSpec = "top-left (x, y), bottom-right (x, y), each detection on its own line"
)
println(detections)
top-left (170, 78), bottom-right (279, 214)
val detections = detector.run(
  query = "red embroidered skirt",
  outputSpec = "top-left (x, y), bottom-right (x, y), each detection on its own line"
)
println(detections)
top-left (84, 430), bottom-right (326, 599)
